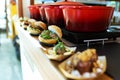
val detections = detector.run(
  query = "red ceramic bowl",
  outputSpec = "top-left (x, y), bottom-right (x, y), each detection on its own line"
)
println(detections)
top-left (39, 4), bottom-right (48, 23)
top-left (45, 5), bottom-right (64, 27)
top-left (61, 6), bottom-right (114, 32)
top-left (28, 4), bottom-right (41, 21)
top-left (43, 1), bottom-right (85, 28)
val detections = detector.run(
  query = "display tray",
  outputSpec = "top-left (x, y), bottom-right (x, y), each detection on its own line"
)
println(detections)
top-left (58, 55), bottom-right (107, 80)
top-left (51, 60), bottom-right (112, 80)
top-left (40, 46), bottom-right (76, 61)
top-left (62, 28), bottom-right (120, 44)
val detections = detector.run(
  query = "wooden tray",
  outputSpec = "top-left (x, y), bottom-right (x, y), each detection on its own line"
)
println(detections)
top-left (41, 46), bottom-right (76, 61)
top-left (58, 53), bottom-right (112, 80)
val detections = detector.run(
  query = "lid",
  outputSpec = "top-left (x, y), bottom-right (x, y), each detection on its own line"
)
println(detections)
top-left (60, 5), bottom-right (114, 10)
top-left (52, 1), bottom-right (85, 6)
top-left (41, 1), bottom-right (85, 7)
top-left (28, 4), bottom-right (42, 8)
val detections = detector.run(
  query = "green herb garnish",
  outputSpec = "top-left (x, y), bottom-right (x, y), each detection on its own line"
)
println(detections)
top-left (53, 42), bottom-right (66, 54)
top-left (41, 30), bottom-right (52, 39)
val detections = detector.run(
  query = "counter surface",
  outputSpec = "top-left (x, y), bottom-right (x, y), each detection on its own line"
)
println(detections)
top-left (16, 22), bottom-right (115, 80)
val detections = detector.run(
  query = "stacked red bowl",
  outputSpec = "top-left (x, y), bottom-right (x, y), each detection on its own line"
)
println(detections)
top-left (44, 5), bottom-right (64, 27)
top-left (41, 1), bottom-right (84, 28)
top-left (60, 6), bottom-right (114, 32)
top-left (28, 4), bottom-right (41, 21)
top-left (28, 2), bottom-right (114, 33)
top-left (39, 5), bottom-right (47, 23)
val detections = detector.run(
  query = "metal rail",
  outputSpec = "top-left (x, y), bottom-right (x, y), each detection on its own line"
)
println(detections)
top-left (84, 38), bottom-right (108, 47)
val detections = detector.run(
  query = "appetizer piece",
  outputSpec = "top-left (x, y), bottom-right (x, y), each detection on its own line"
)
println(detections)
top-left (22, 19), bottom-right (36, 30)
top-left (27, 21), bottom-right (47, 36)
top-left (45, 42), bottom-right (76, 61)
top-left (38, 25), bottom-right (62, 46)
top-left (18, 17), bottom-right (29, 26)
top-left (19, 17), bottom-right (29, 23)
top-left (59, 49), bottom-right (106, 80)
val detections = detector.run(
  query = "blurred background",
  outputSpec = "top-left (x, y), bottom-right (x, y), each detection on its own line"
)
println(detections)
top-left (0, 0), bottom-right (22, 80)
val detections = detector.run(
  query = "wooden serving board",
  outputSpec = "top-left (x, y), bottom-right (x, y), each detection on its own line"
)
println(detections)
top-left (58, 53), bottom-right (112, 80)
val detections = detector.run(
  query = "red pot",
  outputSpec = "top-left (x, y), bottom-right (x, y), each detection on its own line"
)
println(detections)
top-left (61, 6), bottom-right (114, 32)
top-left (45, 5), bottom-right (64, 27)
top-left (39, 4), bottom-right (47, 23)
top-left (42, 1), bottom-right (85, 28)
top-left (28, 4), bottom-right (41, 21)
